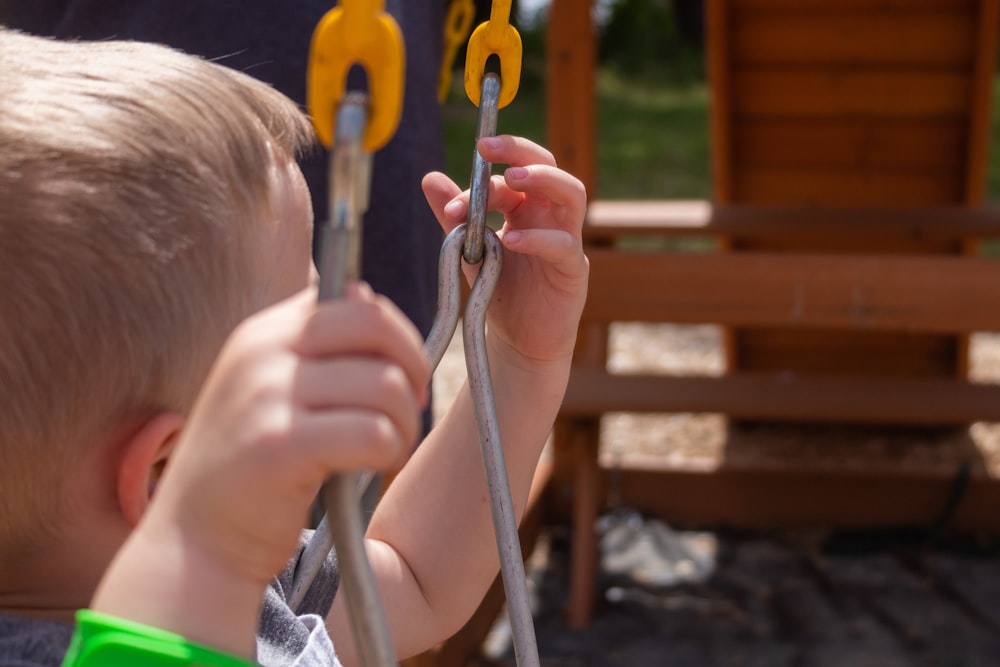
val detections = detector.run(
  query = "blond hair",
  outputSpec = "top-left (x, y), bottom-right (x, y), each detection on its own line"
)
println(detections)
top-left (0, 28), bottom-right (315, 560)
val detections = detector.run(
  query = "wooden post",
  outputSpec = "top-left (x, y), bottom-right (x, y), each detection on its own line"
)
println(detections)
top-left (965, 0), bottom-right (999, 205)
top-left (545, 0), bottom-right (597, 195)
top-left (706, 0), bottom-right (733, 204)
top-left (546, 0), bottom-right (605, 628)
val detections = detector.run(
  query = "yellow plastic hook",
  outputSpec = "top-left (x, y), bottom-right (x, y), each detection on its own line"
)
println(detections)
top-left (463, 0), bottom-right (522, 109)
top-left (439, 0), bottom-right (476, 102)
top-left (307, 0), bottom-right (405, 151)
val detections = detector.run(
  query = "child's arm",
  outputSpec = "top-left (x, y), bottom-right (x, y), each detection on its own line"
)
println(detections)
top-left (328, 135), bottom-right (589, 663)
top-left (90, 286), bottom-right (430, 660)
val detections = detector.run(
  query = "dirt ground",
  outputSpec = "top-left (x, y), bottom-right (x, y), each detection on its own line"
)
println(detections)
top-left (434, 324), bottom-right (1000, 666)
top-left (473, 521), bottom-right (1000, 667)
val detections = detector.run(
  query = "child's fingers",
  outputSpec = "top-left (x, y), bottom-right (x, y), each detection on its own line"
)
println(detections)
top-left (295, 410), bottom-right (412, 473)
top-left (421, 171), bottom-right (464, 232)
top-left (296, 296), bottom-right (430, 402)
top-left (476, 134), bottom-right (556, 168)
top-left (295, 358), bottom-right (419, 411)
top-left (431, 173), bottom-right (534, 227)
top-left (500, 164), bottom-right (587, 224)
top-left (423, 141), bottom-right (586, 236)
top-left (241, 286), bottom-right (318, 334)
top-left (501, 228), bottom-right (587, 272)
top-left (294, 357), bottom-right (424, 440)
top-left (432, 175), bottom-right (523, 228)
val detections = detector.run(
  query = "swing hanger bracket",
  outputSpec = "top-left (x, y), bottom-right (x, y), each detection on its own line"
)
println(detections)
top-left (307, 0), bottom-right (405, 151)
top-left (463, 0), bottom-right (521, 109)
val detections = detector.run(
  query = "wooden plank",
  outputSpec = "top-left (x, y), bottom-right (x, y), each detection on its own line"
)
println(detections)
top-left (561, 368), bottom-right (1000, 424)
top-left (734, 118), bottom-right (966, 172)
top-left (586, 199), bottom-right (714, 235)
top-left (545, 0), bottom-right (596, 197)
top-left (732, 167), bottom-right (963, 206)
top-left (730, 329), bottom-right (959, 376)
top-left (733, 68), bottom-right (972, 117)
top-left (714, 0), bottom-right (989, 379)
top-left (593, 462), bottom-right (1000, 531)
top-left (584, 250), bottom-right (1000, 333)
top-left (732, 12), bottom-right (975, 67)
top-left (584, 202), bottom-right (1000, 246)
top-left (567, 422), bottom-right (600, 629)
top-left (957, 0), bottom-right (998, 372)
top-left (733, 0), bottom-right (976, 14)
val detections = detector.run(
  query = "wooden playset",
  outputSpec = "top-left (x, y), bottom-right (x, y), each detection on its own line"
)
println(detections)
top-left (545, 0), bottom-right (1000, 627)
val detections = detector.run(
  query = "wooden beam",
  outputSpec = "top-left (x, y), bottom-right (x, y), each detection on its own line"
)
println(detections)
top-left (567, 422), bottom-right (600, 630)
top-left (584, 249), bottom-right (1000, 333)
top-left (733, 69), bottom-right (972, 117)
top-left (562, 369), bottom-right (1000, 424)
top-left (545, 0), bottom-right (596, 197)
top-left (733, 0), bottom-right (975, 12)
top-left (706, 0), bottom-right (734, 202)
top-left (590, 460), bottom-right (1000, 532)
top-left (735, 118), bottom-right (967, 172)
top-left (731, 9), bottom-right (976, 67)
top-left (732, 166), bottom-right (964, 207)
top-left (965, 0), bottom-right (1000, 204)
top-left (585, 201), bottom-right (1000, 244)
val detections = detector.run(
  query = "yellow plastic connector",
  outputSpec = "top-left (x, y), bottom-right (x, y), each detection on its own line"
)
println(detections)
top-left (307, 0), bottom-right (405, 151)
top-left (464, 0), bottom-right (522, 109)
top-left (439, 0), bottom-right (476, 103)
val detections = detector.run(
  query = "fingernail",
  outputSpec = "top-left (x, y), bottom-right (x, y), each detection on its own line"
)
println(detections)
top-left (481, 136), bottom-right (501, 150)
top-left (444, 199), bottom-right (465, 218)
top-left (507, 166), bottom-right (528, 181)
top-left (504, 231), bottom-right (523, 245)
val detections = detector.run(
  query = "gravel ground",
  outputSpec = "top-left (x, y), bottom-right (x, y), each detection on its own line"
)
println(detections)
top-left (433, 323), bottom-right (1000, 666)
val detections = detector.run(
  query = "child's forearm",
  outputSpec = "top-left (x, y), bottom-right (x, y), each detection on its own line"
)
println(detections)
top-left (327, 339), bottom-right (570, 663)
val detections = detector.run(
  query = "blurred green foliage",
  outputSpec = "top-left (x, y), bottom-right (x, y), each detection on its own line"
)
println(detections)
top-left (598, 0), bottom-right (705, 85)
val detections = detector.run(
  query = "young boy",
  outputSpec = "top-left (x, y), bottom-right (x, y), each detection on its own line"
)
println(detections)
top-left (0, 27), bottom-right (588, 667)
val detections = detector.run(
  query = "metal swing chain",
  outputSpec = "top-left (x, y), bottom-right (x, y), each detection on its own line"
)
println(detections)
top-left (460, 5), bottom-right (539, 666)
top-left (458, 78), bottom-right (540, 667)
top-left (297, 2), bottom-right (404, 666)
top-left (315, 96), bottom-right (397, 667)
top-left (294, 3), bottom-right (538, 667)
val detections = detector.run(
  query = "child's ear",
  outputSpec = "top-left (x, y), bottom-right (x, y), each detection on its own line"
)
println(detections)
top-left (116, 412), bottom-right (185, 527)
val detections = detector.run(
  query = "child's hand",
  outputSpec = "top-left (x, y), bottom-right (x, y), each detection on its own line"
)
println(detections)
top-left (422, 135), bottom-right (589, 365)
top-left (144, 285), bottom-right (430, 587)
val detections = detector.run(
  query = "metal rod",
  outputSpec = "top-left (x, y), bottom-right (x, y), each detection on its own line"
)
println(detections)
top-left (463, 72), bottom-right (501, 265)
top-left (423, 225), bottom-right (466, 370)
top-left (293, 77), bottom-right (543, 667)
top-left (288, 225), bottom-right (466, 610)
top-left (463, 229), bottom-right (540, 667)
top-left (292, 225), bottom-right (469, 611)
top-left (313, 93), bottom-right (397, 667)
top-left (288, 471), bottom-right (375, 611)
